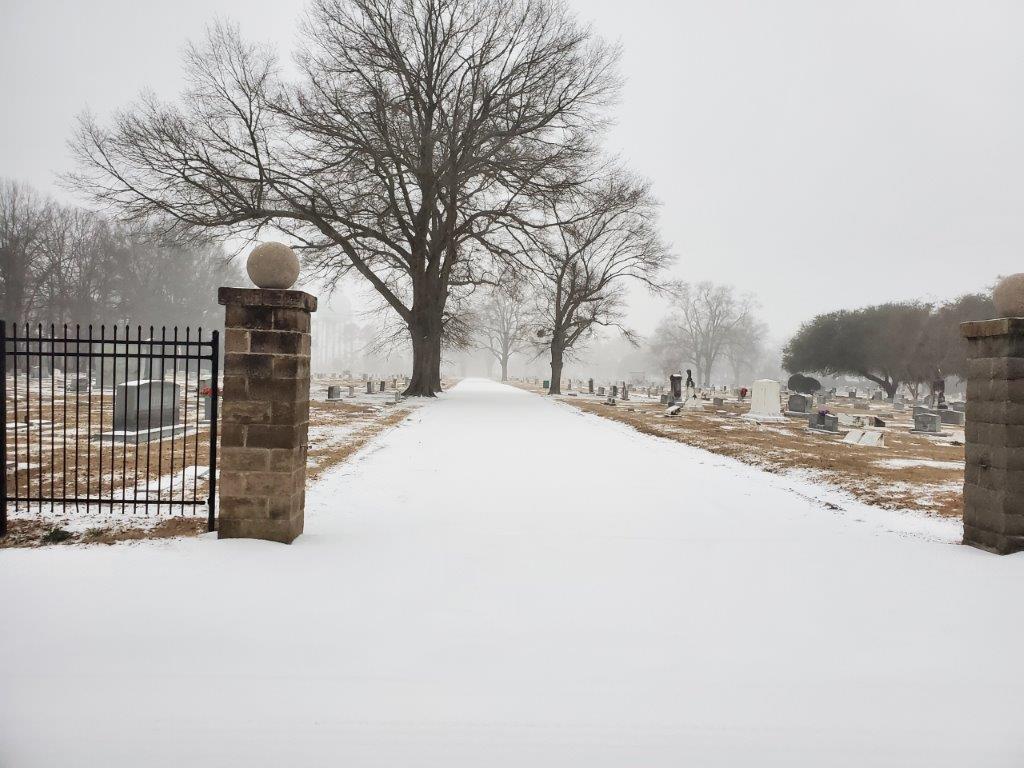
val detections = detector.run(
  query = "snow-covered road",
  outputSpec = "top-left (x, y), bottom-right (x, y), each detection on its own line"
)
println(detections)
top-left (2, 378), bottom-right (1023, 766)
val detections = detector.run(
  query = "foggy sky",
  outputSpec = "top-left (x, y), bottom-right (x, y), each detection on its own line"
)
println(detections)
top-left (3, 0), bottom-right (1022, 343)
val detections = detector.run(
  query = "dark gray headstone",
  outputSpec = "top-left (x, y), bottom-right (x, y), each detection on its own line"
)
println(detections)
top-left (112, 380), bottom-right (180, 432)
top-left (939, 409), bottom-right (965, 426)
top-left (787, 393), bottom-right (809, 413)
top-left (669, 374), bottom-right (682, 400)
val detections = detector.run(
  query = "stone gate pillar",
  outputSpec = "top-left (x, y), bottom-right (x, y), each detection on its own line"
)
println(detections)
top-left (962, 276), bottom-right (1024, 554)
top-left (216, 243), bottom-right (315, 543)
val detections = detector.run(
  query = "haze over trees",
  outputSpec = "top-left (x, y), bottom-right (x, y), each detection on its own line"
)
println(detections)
top-left (649, 281), bottom-right (761, 387)
top-left (69, 0), bottom-right (621, 396)
top-left (474, 281), bottom-right (531, 382)
top-left (0, 179), bottom-right (236, 330)
top-left (783, 294), bottom-right (996, 398)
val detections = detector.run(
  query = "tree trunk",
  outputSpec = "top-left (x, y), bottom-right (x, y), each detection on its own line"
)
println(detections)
top-left (500, 354), bottom-right (509, 382)
top-left (548, 343), bottom-right (564, 395)
top-left (430, 333), bottom-right (442, 393)
top-left (404, 283), bottom-right (445, 397)
top-left (404, 320), bottom-right (436, 397)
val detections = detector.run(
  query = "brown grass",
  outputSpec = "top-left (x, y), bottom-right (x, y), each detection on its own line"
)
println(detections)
top-left (520, 385), bottom-right (964, 518)
top-left (306, 403), bottom-right (415, 483)
top-left (2, 388), bottom-right (426, 548)
top-left (0, 515), bottom-right (207, 549)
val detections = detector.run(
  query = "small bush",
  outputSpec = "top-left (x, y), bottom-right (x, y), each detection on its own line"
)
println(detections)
top-left (41, 527), bottom-right (74, 544)
top-left (787, 373), bottom-right (822, 395)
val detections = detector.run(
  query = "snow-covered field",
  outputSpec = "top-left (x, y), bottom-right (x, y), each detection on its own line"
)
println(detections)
top-left (2, 378), bottom-right (1023, 767)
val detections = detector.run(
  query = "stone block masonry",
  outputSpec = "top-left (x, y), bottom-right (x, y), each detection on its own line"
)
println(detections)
top-left (961, 317), bottom-right (1024, 554)
top-left (217, 287), bottom-right (317, 543)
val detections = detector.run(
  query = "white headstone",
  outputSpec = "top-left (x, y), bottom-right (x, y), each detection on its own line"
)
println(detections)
top-left (744, 379), bottom-right (785, 422)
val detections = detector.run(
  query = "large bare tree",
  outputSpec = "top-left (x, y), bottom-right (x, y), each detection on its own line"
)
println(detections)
top-left (519, 170), bottom-right (671, 395)
top-left (68, 0), bottom-right (619, 395)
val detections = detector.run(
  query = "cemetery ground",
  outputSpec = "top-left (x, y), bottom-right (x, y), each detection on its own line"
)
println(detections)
top-left (1, 375), bottom-right (433, 548)
top-left (520, 382), bottom-right (966, 525)
top-left (3, 378), bottom-right (1024, 767)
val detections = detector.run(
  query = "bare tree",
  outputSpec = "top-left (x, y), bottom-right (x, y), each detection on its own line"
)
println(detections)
top-left (722, 315), bottom-right (767, 387)
top-left (519, 170), bottom-right (671, 395)
top-left (1, 179), bottom-right (240, 330)
top-left (0, 180), bottom-right (50, 321)
top-left (660, 281), bottom-right (755, 388)
top-left (475, 282), bottom-right (531, 381)
top-left (68, 0), bottom-right (619, 395)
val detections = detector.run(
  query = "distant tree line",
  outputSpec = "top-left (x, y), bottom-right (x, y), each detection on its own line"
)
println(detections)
top-left (0, 179), bottom-right (241, 331)
top-left (783, 294), bottom-right (995, 398)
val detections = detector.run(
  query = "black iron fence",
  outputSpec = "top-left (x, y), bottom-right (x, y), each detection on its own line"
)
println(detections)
top-left (0, 322), bottom-right (219, 536)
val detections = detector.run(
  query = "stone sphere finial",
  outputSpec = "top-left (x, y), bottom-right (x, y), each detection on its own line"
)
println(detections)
top-left (993, 273), bottom-right (1024, 318)
top-left (246, 242), bottom-right (300, 290)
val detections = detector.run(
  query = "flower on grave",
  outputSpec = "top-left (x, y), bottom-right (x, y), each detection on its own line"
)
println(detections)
top-left (200, 386), bottom-right (213, 397)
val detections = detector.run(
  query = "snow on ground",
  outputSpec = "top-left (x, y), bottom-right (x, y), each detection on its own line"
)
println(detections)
top-left (2, 378), bottom-right (1023, 767)
top-left (877, 458), bottom-right (965, 471)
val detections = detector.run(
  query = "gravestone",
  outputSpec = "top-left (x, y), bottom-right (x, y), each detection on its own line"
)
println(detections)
top-left (744, 379), bottom-right (785, 421)
top-left (713, 397), bottom-right (725, 408)
top-left (786, 393), bottom-right (810, 415)
top-left (379, 381), bottom-right (386, 393)
top-left (366, 381), bottom-right (373, 395)
top-left (808, 412), bottom-right (839, 433)
top-left (543, 379), bottom-right (550, 389)
top-left (659, 394), bottom-right (669, 405)
top-left (611, 385), bottom-right (618, 398)
top-left (939, 409), bottom-right (965, 427)
top-left (64, 374), bottom-right (90, 392)
top-left (871, 391), bottom-right (883, 401)
top-left (912, 412), bottom-right (942, 433)
top-left (348, 384), bottom-right (355, 397)
top-left (842, 429), bottom-right (885, 447)
top-left (597, 386), bottom-right (605, 396)
top-left (104, 380), bottom-right (182, 441)
top-left (588, 378), bottom-right (594, 394)
top-left (951, 402), bottom-right (966, 413)
top-left (327, 385), bottom-right (341, 400)
top-left (669, 374), bottom-right (682, 402)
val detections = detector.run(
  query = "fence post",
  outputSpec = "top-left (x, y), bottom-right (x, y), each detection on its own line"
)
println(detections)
top-left (1, 320), bottom-right (6, 537)
top-left (216, 282), bottom-right (317, 544)
top-left (961, 294), bottom-right (1024, 554)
